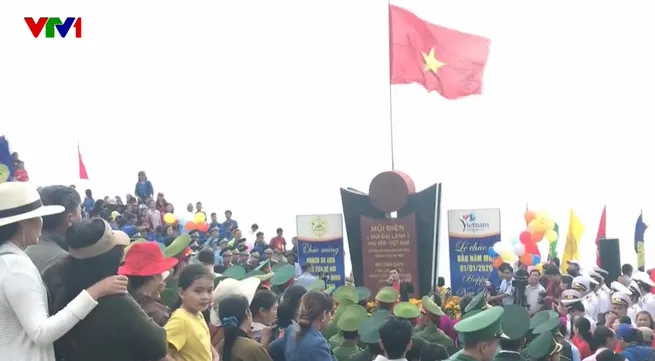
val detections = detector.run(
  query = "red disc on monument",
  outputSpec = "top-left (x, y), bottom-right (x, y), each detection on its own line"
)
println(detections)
top-left (368, 171), bottom-right (416, 213)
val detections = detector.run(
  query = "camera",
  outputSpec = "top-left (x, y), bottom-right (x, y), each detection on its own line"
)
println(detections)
top-left (512, 269), bottom-right (529, 307)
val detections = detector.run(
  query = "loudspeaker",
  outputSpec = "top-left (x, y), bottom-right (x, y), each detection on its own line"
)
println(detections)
top-left (598, 238), bottom-right (621, 287)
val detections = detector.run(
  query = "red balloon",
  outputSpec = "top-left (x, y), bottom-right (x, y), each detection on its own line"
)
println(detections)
top-left (519, 231), bottom-right (532, 244)
top-left (524, 240), bottom-right (540, 256)
top-left (184, 221), bottom-right (196, 231)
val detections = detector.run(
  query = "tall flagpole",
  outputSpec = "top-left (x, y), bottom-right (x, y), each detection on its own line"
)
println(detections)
top-left (388, 1), bottom-right (396, 171)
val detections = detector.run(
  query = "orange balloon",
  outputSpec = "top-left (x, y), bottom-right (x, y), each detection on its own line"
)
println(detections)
top-left (184, 221), bottom-right (196, 231)
top-left (492, 257), bottom-right (503, 269)
top-left (520, 253), bottom-right (534, 266)
top-left (530, 231), bottom-right (544, 242)
top-left (524, 210), bottom-right (537, 225)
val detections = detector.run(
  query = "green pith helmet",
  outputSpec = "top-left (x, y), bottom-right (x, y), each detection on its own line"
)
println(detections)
top-left (375, 286), bottom-right (399, 303)
top-left (393, 302), bottom-right (420, 319)
top-left (454, 306), bottom-right (507, 343)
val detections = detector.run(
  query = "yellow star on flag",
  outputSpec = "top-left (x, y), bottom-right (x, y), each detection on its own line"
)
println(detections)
top-left (422, 47), bottom-right (445, 73)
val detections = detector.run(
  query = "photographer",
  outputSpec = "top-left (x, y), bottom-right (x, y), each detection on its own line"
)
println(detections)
top-left (526, 268), bottom-right (547, 315)
top-left (487, 262), bottom-right (515, 306)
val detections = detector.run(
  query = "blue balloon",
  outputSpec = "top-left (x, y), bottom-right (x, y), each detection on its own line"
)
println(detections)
top-left (488, 248), bottom-right (498, 258)
top-left (532, 254), bottom-right (541, 265)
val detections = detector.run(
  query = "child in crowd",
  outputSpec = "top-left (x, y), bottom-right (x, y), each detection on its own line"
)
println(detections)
top-left (165, 264), bottom-right (218, 361)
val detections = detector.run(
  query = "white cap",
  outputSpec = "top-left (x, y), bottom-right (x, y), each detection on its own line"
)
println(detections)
top-left (632, 272), bottom-right (655, 287)
top-left (611, 292), bottom-right (631, 307)
top-left (592, 266), bottom-right (609, 276)
top-left (580, 271), bottom-right (599, 285)
top-left (561, 289), bottom-right (583, 306)
top-left (572, 276), bottom-right (591, 292)
top-left (611, 281), bottom-right (632, 295)
top-left (567, 260), bottom-right (580, 266)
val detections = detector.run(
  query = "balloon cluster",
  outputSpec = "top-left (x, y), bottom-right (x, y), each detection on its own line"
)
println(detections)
top-left (162, 212), bottom-right (210, 233)
top-left (488, 209), bottom-right (557, 269)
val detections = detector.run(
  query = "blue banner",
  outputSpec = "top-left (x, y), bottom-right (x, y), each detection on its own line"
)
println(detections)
top-left (447, 209), bottom-right (501, 296)
top-left (297, 238), bottom-right (346, 288)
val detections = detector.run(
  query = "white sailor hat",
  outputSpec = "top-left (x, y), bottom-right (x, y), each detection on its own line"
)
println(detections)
top-left (611, 292), bottom-right (631, 307)
top-left (592, 266), bottom-right (609, 277)
top-left (572, 276), bottom-right (591, 292)
top-left (632, 272), bottom-right (655, 287)
top-left (567, 260), bottom-right (580, 266)
top-left (611, 281), bottom-right (632, 295)
top-left (561, 289), bottom-right (583, 306)
top-left (628, 281), bottom-right (642, 297)
top-left (581, 271), bottom-right (600, 285)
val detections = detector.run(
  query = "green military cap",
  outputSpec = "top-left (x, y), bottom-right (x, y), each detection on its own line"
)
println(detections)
top-left (264, 248), bottom-right (274, 254)
top-left (271, 264), bottom-right (295, 286)
top-left (421, 295), bottom-right (445, 316)
top-left (375, 286), bottom-right (399, 303)
top-left (526, 331), bottom-right (562, 360)
top-left (460, 308), bottom-right (483, 321)
top-left (325, 284), bottom-right (336, 295)
top-left (306, 279), bottom-right (326, 291)
top-left (336, 304), bottom-right (369, 332)
top-left (359, 317), bottom-right (385, 344)
top-left (333, 285), bottom-right (359, 304)
top-left (532, 316), bottom-right (561, 335)
top-left (255, 260), bottom-right (271, 272)
top-left (254, 272), bottom-right (275, 282)
top-left (356, 286), bottom-right (371, 301)
top-left (163, 234), bottom-right (192, 258)
top-left (245, 270), bottom-right (264, 278)
top-left (334, 299), bottom-right (356, 321)
top-left (393, 302), bottom-right (421, 319)
top-left (464, 291), bottom-right (490, 313)
top-left (501, 304), bottom-right (530, 341)
top-left (529, 310), bottom-right (559, 330)
top-left (454, 306), bottom-right (507, 342)
top-left (223, 265), bottom-right (246, 280)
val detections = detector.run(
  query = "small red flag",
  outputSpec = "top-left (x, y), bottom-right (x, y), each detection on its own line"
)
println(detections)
top-left (78, 145), bottom-right (88, 180)
top-left (389, 5), bottom-right (491, 99)
top-left (595, 206), bottom-right (606, 266)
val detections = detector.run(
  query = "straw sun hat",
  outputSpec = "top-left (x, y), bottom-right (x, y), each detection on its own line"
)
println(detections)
top-left (0, 182), bottom-right (65, 227)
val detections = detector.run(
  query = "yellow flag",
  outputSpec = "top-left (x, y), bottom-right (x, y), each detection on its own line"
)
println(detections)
top-left (561, 209), bottom-right (584, 273)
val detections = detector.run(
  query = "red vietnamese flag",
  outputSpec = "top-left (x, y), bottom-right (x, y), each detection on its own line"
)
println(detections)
top-left (78, 144), bottom-right (89, 180)
top-left (389, 5), bottom-right (491, 99)
top-left (595, 206), bottom-right (606, 266)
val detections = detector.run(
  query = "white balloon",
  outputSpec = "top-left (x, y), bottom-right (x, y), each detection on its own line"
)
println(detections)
top-left (513, 243), bottom-right (526, 257)
top-left (493, 242), bottom-right (503, 253)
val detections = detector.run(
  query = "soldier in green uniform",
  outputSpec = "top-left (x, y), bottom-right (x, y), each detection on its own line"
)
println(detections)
top-left (372, 287), bottom-right (398, 320)
top-left (393, 302), bottom-right (421, 325)
top-left (356, 286), bottom-right (371, 307)
top-left (532, 315), bottom-right (572, 361)
top-left (527, 311), bottom-right (558, 345)
top-left (415, 295), bottom-right (456, 355)
top-left (350, 317), bottom-right (385, 361)
top-left (451, 292), bottom-right (492, 356)
top-left (333, 305), bottom-right (368, 361)
top-left (448, 306), bottom-right (507, 361)
top-left (161, 234), bottom-right (192, 308)
top-left (328, 285), bottom-right (360, 347)
top-left (524, 331), bottom-right (563, 361)
top-left (492, 305), bottom-right (530, 361)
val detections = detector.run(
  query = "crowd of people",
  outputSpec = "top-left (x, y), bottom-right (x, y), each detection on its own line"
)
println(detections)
top-left (2, 175), bottom-right (655, 361)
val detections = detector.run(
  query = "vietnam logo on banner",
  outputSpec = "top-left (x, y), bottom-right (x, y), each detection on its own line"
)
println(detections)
top-left (447, 209), bottom-right (501, 296)
top-left (296, 214), bottom-right (346, 288)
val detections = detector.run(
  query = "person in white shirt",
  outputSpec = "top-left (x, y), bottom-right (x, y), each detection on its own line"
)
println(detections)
top-left (572, 276), bottom-right (597, 323)
top-left (582, 326), bottom-right (616, 361)
top-left (0, 182), bottom-right (127, 361)
top-left (526, 268), bottom-right (546, 315)
top-left (632, 271), bottom-right (655, 319)
top-left (295, 263), bottom-right (318, 288)
top-left (590, 267), bottom-right (612, 322)
top-left (375, 316), bottom-right (413, 361)
top-left (488, 262), bottom-right (514, 306)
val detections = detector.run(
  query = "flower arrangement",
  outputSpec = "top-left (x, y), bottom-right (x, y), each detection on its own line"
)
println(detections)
top-left (408, 298), bottom-right (422, 308)
top-left (443, 296), bottom-right (461, 319)
top-left (366, 301), bottom-right (376, 314)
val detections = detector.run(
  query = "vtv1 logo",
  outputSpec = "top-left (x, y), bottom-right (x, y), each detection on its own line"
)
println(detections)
top-left (25, 17), bottom-right (82, 38)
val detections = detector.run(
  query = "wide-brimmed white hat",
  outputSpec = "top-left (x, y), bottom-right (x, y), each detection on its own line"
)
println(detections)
top-left (0, 182), bottom-right (65, 227)
top-left (210, 277), bottom-right (260, 326)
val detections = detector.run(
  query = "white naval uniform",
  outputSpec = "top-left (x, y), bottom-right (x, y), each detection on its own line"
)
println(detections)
top-left (639, 293), bottom-right (655, 319)
top-left (596, 286), bottom-right (612, 315)
top-left (583, 292), bottom-right (597, 322)
top-left (628, 303), bottom-right (642, 324)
